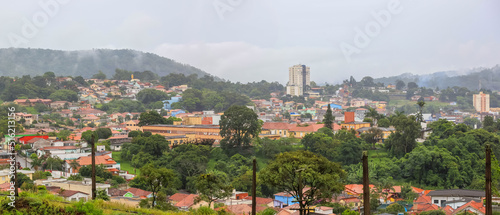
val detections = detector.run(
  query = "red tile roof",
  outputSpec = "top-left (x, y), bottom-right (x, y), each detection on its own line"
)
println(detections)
top-left (415, 195), bottom-right (432, 204)
top-left (66, 155), bottom-right (116, 166)
top-left (453, 200), bottom-right (485, 215)
top-left (243, 196), bottom-right (273, 205)
top-left (345, 184), bottom-right (375, 195)
top-left (169, 193), bottom-right (190, 203)
top-left (174, 194), bottom-right (198, 208)
top-left (262, 122), bottom-right (295, 130)
top-left (224, 204), bottom-right (268, 215)
top-left (126, 187), bottom-right (152, 198)
top-left (41, 146), bottom-right (77, 150)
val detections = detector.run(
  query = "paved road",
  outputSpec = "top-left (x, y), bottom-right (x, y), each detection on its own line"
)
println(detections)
top-left (16, 154), bottom-right (32, 169)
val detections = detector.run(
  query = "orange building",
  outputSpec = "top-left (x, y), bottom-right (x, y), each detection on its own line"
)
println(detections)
top-left (344, 112), bottom-right (355, 123)
top-left (142, 124), bottom-right (222, 142)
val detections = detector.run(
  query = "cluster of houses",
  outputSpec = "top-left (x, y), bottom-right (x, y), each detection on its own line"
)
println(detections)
top-left (272, 185), bottom-right (491, 215)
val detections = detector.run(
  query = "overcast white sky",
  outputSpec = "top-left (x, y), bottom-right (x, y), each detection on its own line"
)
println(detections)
top-left (0, 0), bottom-right (499, 84)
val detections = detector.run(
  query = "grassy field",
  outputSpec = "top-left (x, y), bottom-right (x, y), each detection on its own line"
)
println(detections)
top-left (25, 106), bottom-right (39, 114)
top-left (112, 151), bottom-right (140, 175)
top-left (367, 149), bottom-right (389, 163)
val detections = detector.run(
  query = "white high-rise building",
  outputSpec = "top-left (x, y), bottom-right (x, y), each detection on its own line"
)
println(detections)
top-left (286, 64), bottom-right (310, 96)
top-left (473, 92), bottom-right (490, 113)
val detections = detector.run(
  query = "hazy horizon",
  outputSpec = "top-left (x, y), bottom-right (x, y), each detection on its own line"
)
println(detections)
top-left (1, 0), bottom-right (499, 84)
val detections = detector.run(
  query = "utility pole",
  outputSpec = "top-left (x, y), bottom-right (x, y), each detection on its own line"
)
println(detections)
top-left (252, 158), bottom-right (256, 215)
top-left (91, 133), bottom-right (96, 200)
top-left (13, 141), bottom-right (18, 198)
top-left (486, 144), bottom-right (492, 215)
top-left (363, 151), bottom-right (370, 215)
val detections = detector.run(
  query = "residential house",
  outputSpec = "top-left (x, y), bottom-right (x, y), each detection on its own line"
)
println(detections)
top-left (108, 188), bottom-right (134, 198)
top-left (355, 108), bottom-right (369, 121)
top-left (427, 189), bottom-right (485, 208)
top-left (60, 190), bottom-right (89, 201)
top-left (274, 188), bottom-right (310, 206)
top-left (163, 95), bottom-right (182, 110)
top-left (125, 187), bottom-right (153, 199)
top-left (0, 170), bottom-right (34, 184)
top-left (37, 146), bottom-right (79, 157)
top-left (125, 120), bottom-right (142, 131)
top-left (452, 200), bottom-right (485, 215)
top-left (50, 101), bottom-right (69, 109)
top-left (15, 113), bottom-right (38, 125)
top-left (341, 122), bottom-right (370, 131)
top-left (14, 99), bottom-right (52, 106)
top-left (64, 155), bottom-right (119, 174)
top-left (173, 193), bottom-right (211, 210)
top-left (356, 127), bottom-right (395, 143)
top-left (35, 178), bottom-right (110, 196)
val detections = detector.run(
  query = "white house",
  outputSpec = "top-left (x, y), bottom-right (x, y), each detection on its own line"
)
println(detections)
top-left (427, 189), bottom-right (484, 208)
top-left (59, 190), bottom-right (90, 201)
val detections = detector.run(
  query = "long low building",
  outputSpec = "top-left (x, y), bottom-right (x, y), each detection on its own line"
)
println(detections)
top-left (142, 124), bottom-right (222, 143)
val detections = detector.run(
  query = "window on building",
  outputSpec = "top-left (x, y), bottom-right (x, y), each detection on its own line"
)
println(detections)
top-left (434, 200), bottom-right (439, 204)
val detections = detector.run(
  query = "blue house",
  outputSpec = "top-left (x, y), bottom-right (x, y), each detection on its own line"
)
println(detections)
top-left (274, 191), bottom-right (296, 206)
top-left (322, 103), bottom-right (342, 110)
top-left (170, 109), bottom-right (186, 117)
top-left (163, 95), bottom-right (182, 110)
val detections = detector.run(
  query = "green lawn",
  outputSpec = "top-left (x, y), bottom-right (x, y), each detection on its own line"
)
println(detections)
top-left (112, 151), bottom-right (140, 175)
top-left (367, 149), bottom-right (389, 163)
top-left (25, 107), bottom-right (39, 114)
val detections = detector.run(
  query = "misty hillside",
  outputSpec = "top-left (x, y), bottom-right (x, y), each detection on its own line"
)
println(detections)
top-left (0, 48), bottom-right (213, 78)
top-left (374, 65), bottom-right (500, 91)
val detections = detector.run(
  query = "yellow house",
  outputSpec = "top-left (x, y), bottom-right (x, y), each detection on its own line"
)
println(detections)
top-left (357, 127), bottom-right (395, 142)
top-left (0, 170), bottom-right (34, 184)
top-left (166, 133), bottom-right (196, 147)
top-left (125, 120), bottom-right (142, 131)
top-left (182, 116), bottom-right (202, 125)
top-left (341, 122), bottom-right (370, 130)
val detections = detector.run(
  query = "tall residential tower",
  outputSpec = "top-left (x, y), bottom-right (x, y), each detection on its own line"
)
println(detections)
top-left (286, 64), bottom-right (310, 96)
top-left (473, 92), bottom-right (490, 113)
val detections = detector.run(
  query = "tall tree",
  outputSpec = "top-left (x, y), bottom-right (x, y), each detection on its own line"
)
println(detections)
top-left (385, 114), bottom-right (421, 158)
top-left (195, 171), bottom-right (233, 207)
top-left (323, 104), bottom-right (334, 129)
top-left (68, 160), bottom-right (80, 173)
top-left (138, 111), bottom-right (168, 126)
top-left (141, 164), bottom-right (181, 208)
top-left (396, 80), bottom-right (406, 90)
top-left (417, 100), bottom-right (426, 122)
top-left (260, 151), bottom-right (345, 215)
top-left (91, 71), bottom-right (107, 80)
top-left (219, 105), bottom-right (262, 151)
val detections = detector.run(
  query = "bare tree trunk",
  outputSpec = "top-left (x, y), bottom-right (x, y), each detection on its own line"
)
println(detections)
top-left (363, 151), bottom-right (370, 215)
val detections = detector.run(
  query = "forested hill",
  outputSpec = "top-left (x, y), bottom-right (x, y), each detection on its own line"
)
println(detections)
top-left (374, 65), bottom-right (500, 91)
top-left (0, 48), bottom-right (213, 79)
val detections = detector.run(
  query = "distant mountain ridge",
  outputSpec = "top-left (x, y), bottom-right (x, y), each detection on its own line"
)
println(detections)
top-left (0, 48), bottom-right (214, 78)
top-left (374, 65), bottom-right (500, 91)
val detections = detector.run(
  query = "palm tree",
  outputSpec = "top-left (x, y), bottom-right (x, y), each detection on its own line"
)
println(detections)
top-left (30, 154), bottom-right (42, 171)
top-left (417, 100), bottom-right (426, 122)
top-left (365, 107), bottom-right (380, 125)
top-left (69, 160), bottom-right (80, 174)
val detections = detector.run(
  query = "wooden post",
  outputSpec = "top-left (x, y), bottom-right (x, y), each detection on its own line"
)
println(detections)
top-left (363, 151), bottom-right (370, 215)
top-left (13, 142), bottom-right (18, 198)
top-left (486, 144), bottom-right (492, 215)
top-left (91, 134), bottom-right (96, 200)
top-left (252, 158), bottom-right (257, 215)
